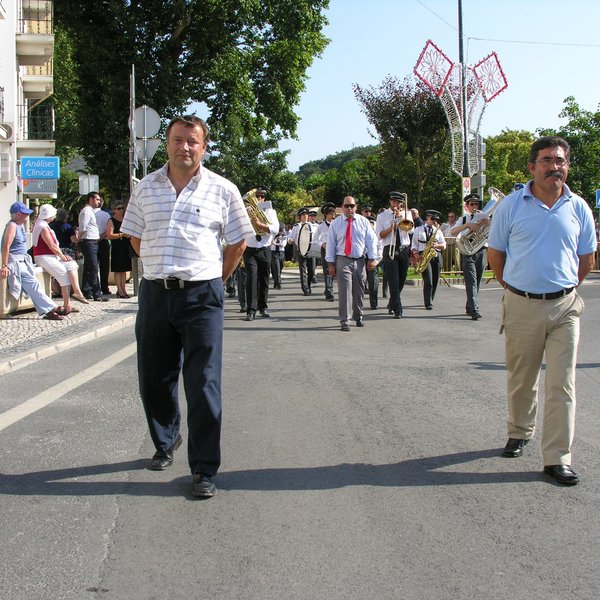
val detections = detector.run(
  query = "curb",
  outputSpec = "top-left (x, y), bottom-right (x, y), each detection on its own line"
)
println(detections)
top-left (0, 314), bottom-right (136, 376)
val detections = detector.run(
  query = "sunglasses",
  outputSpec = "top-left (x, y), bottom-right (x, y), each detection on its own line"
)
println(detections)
top-left (115, 207), bottom-right (125, 210)
top-left (343, 204), bottom-right (356, 208)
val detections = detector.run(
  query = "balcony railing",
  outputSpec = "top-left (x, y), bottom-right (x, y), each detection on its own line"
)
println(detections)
top-left (19, 0), bottom-right (53, 34)
top-left (25, 61), bottom-right (53, 77)
top-left (17, 102), bottom-right (54, 141)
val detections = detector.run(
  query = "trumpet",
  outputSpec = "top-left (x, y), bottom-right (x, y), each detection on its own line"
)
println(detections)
top-left (243, 188), bottom-right (271, 236)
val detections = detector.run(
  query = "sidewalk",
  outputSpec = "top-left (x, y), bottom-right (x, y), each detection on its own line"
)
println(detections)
top-left (0, 285), bottom-right (138, 376)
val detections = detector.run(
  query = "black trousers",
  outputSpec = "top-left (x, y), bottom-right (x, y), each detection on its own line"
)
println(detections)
top-left (383, 245), bottom-right (410, 315)
top-left (420, 255), bottom-right (440, 307)
top-left (298, 254), bottom-right (314, 294)
top-left (271, 250), bottom-right (284, 287)
top-left (98, 239), bottom-right (110, 293)
top-left (136, 278), bottom-right (224, 476)
top-left (244, 246), bottom-right (271, 313)
top-left (79, 239), bottom-right (101, 299)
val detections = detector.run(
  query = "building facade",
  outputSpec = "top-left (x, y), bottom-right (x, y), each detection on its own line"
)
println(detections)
top-left (0, 0), bottom-right (55, 217)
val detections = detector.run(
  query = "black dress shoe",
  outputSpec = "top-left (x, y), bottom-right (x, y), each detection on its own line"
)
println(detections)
top-left (94, 296), bottom-right (109, 302)
top-left (245, 311), bottom-right (256, 321)
top-left (394, 313), bottom-right (402, 319)
top-left (471, 312), bottom-right (482, 320)
top-left (303, 290), bottom-right (310, 296)
top-left (260, 309), bottom-right (271, 318)
top-left (388, 308), bottom-right (393, 315)
top-left (340, 323), bottom-right (350, 332)
top-left (356, 318), bottom-right (364, 327)
top-left (192, 473), bottom-right (217, 497)
top-left (543, 465), bottom-right (579, 486)
top-left (426, 305), bottom-right (433, 310)
top-left (149, 434), bottom-right (182, 470)
top-left (239, 307), bottom-right (246, 313)
top-left (502, 438), bottom-right (530, 458)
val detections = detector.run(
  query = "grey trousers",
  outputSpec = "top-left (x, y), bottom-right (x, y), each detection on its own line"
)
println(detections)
top-left (335, 255), bottom-right (366, 324)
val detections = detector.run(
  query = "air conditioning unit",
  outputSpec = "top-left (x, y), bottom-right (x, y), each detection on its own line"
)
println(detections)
top-left (0, 153), bottom-right (15, 182)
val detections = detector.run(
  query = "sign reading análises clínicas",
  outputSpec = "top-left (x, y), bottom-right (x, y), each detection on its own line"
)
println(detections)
top-left (20, 156), bottom-right (60, 180)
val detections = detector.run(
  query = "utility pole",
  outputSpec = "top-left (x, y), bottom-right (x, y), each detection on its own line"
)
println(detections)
top-left (458, 0), bottom-right (470, 183)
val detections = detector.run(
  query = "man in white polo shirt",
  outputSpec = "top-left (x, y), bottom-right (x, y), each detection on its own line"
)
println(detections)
top-left (121, 115), bottom-right (253, 498)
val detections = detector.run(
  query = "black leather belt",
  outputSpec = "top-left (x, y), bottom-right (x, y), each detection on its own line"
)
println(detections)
top-left (506, 283), bottom-right (574, 300)
top-left (146, 277), bottom-right (204, 290)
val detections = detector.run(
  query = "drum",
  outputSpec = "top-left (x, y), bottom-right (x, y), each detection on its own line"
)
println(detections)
top-left (298, 223), bottom-right (321, 259)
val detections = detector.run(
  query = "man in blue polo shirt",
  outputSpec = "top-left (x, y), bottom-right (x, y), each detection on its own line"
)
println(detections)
top-left (488, 136), bottom-right (597, 486)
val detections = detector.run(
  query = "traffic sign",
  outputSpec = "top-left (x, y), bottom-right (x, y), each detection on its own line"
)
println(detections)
top-left (79, 174), bottom-right (100, 195)
top-left (134, 106), bottom-right (161, 139)
top-left (0, 123), bottom-right (14, 142)
top-left (20, 156), bottom-right (60, 179)
top-left (595, 189), bottom-right (600, 209)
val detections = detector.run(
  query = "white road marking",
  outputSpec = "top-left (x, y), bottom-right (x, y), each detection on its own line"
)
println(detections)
top-left (0, 342), bottom-right (137, 432)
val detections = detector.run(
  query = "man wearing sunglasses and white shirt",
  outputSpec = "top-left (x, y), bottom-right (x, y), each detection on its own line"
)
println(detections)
top-left (326, 196), bottom-right (378, 331)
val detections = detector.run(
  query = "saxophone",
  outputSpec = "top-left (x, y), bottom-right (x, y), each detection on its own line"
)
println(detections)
top-left (415, 225), bottom-right (441, 274)
top-left (455, 187), bottom-right (505, 255)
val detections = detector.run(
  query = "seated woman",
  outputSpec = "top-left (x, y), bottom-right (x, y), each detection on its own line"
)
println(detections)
top-left (32, 204), bottom-right (89, 316)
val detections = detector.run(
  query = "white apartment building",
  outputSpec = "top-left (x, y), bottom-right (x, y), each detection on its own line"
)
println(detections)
top-left (0, 0), bottom-right (55, 217)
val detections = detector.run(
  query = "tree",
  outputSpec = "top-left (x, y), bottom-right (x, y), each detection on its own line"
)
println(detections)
top-left (353, 75), bottom-right (450, 210)
top-left (54, 0), bottom-right (330, 194)
top-left (485, 130), bottom-right (534, 194)
top-left (539, 97), bottom-right (600, 203)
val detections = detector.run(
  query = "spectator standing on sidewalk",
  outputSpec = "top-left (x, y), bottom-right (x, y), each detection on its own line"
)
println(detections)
top-left (77, 192), bottom-right (108, 302)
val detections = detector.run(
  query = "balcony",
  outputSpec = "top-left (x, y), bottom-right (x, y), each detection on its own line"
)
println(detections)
top-left (17, 0), bottom-right (54, 66)
top-left (22, 62), bottom-right (53, 99)
top-left (16, 101), bottom-right (55, 155)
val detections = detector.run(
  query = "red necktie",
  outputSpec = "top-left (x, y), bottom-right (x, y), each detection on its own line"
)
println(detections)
top-left (345, 217), bottom-right (353, 256)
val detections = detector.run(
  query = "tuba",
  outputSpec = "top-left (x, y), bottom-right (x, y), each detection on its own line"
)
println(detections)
top-left (456, 187), bottom-right (505, 256)
top-left (243, 189), bottom-right (271, 235)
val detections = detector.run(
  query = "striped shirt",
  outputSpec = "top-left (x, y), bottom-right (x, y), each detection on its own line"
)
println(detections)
top-left (121, 163), bottom-right (253, 281)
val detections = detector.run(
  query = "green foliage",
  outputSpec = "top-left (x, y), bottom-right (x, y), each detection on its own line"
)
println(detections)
top-left (353, 75), bottom-right (450, 209)
top-left (539, 96), bottom-right (600, 202)
top-left (485, 130), bottom-right (534, 194)
top-left (54, 0), bottom-right (330, 195)
top-left (297, 145), bottom-right (378, 178)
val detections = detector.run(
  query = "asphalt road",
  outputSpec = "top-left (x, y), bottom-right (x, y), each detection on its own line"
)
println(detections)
top-left (1, 274), bottom-right (599, 599)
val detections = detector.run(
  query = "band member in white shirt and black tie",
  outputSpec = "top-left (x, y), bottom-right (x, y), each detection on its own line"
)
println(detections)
top-left (317, 202), bottom-right (337, 301)
top-left (411, 210), bottom-right (446, 310)
top-left (450, 192), bottom-right (488, 320)
top-left (243, 186), bottom-right (279, 320)
top-left (290, 207), bottom-right (313, 295)
top-left (375, 191), bottom-right (411, 319)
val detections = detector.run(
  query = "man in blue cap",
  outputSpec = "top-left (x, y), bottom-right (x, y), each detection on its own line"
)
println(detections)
top-left (1, 202), bottom-right (62, 320)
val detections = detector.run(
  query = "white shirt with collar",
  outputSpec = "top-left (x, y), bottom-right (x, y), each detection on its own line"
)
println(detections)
top-left (78, 205), bottom-right (99, 240)
top-left (121, 163), bottom-right (253, 281)
top-left (375, 207), bottom-right (410, 247)
top-left (244, 205), bottom-right (280, 248)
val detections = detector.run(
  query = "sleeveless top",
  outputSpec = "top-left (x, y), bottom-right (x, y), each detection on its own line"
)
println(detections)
top-left (33, 226), bottom-right (57, 256)
top-left (8, 222), bottom-right (28, 255)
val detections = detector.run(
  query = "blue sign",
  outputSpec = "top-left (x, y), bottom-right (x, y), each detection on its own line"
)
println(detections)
top-left (20, 156), bottom-right (60, 180)
top-left (596, 189), bottom-right (600, 209)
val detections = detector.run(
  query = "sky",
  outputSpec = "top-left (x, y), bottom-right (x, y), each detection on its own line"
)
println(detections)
top-left (278, 0), bottom-right (600, 172)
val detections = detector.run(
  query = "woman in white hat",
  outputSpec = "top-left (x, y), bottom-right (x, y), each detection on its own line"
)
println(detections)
top-left (32, 204), bottom-right (89, 315)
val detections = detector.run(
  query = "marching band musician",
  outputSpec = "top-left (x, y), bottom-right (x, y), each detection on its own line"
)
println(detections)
top-left (243, 186), bottom-right (279, 321)
top-left (289, 207), bottom-right (313, 296)
top-left (270, 225), bottom-right (287, 290)
top-left (375, 191), bottom-right (411, 319)
top-left (411, 209), bottom-right (446, 310)
top-left (365, 215), bottom-right (382, 309)
top-left (317, 202), bottom-right (337, 302)
top-left (450, 192), bottom-right (488, 320)
top-left (307, 210), bottom-right (320, 285)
